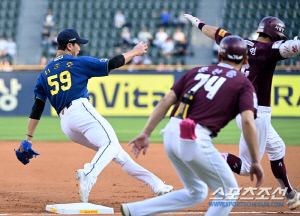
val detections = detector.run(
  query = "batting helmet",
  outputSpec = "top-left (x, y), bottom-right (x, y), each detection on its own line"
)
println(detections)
top-left (257, 16), bottom-right (287, 41)
top-left (218, 35), bottom-right (247, 62)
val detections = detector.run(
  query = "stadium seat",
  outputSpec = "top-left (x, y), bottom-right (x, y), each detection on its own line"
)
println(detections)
top-left (40, 0), bottom-right (199, 64)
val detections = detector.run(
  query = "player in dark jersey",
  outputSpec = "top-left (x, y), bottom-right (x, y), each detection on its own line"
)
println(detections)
top-left (184, 14), bottom-right (300, 210)
top-left (120, 36), bottom-right (264, 216)
top-left (17, 29), bottom-right (174, 203)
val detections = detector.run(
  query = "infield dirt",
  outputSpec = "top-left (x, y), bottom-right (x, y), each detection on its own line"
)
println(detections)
top-left (1, 141), bottom-right (299, 215)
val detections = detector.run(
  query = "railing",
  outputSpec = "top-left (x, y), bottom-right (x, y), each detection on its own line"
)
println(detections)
top-left (0, 64), bottom-right (300, 71)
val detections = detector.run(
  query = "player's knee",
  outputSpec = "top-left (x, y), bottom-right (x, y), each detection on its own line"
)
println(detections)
top-left (99, 140), bottom-right (122, 156)
top-left (111, 140), bottom-right (122, 151)
top-left (267, 141), bottom-right (286, 161)
top-left (186, 185), bottom-right (208, 203)
top-left (112, 149), bottom-right (133, 167)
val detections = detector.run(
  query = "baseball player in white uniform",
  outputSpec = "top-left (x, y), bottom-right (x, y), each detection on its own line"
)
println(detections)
top-left (120, 36), bottom-right (264, 216)
top-left (185, 14), bottom-right (300, 209)
top-left (18, 29), bottom-right (173, 203)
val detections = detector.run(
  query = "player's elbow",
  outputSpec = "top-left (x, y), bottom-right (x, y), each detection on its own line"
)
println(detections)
top-left (161, 90), bottom-right (178, 107)
top-left (279, 39), bottom-right (300, 58)
top-left (241, 110), bottom-right (255, 127)
top-left (108, 55), bottom-right (125, 71)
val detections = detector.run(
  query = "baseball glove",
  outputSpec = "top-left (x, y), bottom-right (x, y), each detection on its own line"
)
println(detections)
top-left (15, 140), bottom-right (40, 165)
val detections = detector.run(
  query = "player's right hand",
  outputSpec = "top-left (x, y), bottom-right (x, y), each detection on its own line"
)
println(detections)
top-left (250, 162), bottom-right (264, 187)
top-left (128, 133), bottom-right (150, 158)
top-left (133, 41), bottom-right (148, 56)
top-left (184, 14), bottom-right (204, 28)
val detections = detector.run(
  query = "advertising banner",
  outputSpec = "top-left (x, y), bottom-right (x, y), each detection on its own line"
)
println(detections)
top-left (1, 71), bottom-right (299, 117)
top-left (51, 74), bottom-right (174, 116)
top-left (0, 72), bottom-right (51, 116)
top-left (271, 75), bottom-right (300, 117)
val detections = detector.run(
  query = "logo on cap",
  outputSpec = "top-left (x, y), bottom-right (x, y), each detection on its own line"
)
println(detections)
top-left (227, 54), bottom-right (243, 60)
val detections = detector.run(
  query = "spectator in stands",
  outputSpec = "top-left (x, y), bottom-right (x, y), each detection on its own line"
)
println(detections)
top-left (6, 37), bottom-right (16, 63)
top-left (44, 9), bottom-right (54, 28)
top-left (212, 42), bottom-right (220, 64)
top-left (121, 27), bottom-right (131, 47)
top-left (175, 61), bottom-right (184, 72)
top-left (40, 56), bottom-right (48, 66)
top-left (6, 37), bottom-right (16, 56)
top-left (249, 30), bottom-right (259, 40)
top-left (114, 46), bottom-right (123, 56)
top-left (213, 42), bottom-right (220, 55)
top-left (114, 11), bottom-right (126, 28)
top-left (173, 38), bottom-right (188, 57)
top-left (1, 60), bottom-right (13, 72)
top-left (165, 63), bottom-right (175, 72)
top-left (127, 55), bottom-right (144, 72)
top-left (153, 27), bottom-right (168, 48)
top-left (42, 28), bottom-right (50, 38)
top-left (143, 54), bottom-right (153, 65)
top-left (0, 36), bottom-right (8, 57)
top-left (177, 11), bottom-right (189, 28)
top-left (156, 61), bottom-right (166, 72)
top-left (159, 9), bottom-right (171, 27)
top-left (160, 38), bottom-right (174, 59)
top-left (172, 27), bottom-right (186, 43)
top-left (48, 30), bottom-right (59, 56)
top-left (132, 55), bottom-right (144, 65)
top-left (285, 66), bottom-right (291, 73)
top-left (41, 28), bottom-right (50, 47)
top-left (49, 30), bottom-right (58, 45)
top-left (137, 27), bottom-right (153, 45)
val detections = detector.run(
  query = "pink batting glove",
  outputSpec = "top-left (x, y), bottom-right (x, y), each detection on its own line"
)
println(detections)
top-left (180, 118), bottom-right (197, 140)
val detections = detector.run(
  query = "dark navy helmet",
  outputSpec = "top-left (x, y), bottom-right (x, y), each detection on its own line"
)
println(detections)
top-left (257, 16), bottom-right (287, 41)
top-left (218, 35), bottom-right (248, 62)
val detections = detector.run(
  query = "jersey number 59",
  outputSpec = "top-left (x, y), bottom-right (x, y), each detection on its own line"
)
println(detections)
top-left (47, 70), bottom-right (72, 96)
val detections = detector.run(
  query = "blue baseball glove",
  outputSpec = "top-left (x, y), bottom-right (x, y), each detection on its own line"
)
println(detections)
top-left (15, 140), bottom-right (40, 165)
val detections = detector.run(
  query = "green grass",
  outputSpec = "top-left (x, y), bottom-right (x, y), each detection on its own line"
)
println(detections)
top-left (0, 117), bottom-right (299, 145)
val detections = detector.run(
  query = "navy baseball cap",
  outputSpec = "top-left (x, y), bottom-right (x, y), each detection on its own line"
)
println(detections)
top-left (57, 29), bottom-right (88, 44)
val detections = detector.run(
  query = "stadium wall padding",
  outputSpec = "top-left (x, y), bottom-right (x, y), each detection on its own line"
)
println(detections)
top-left (0, 70), bottom-right (299, 117)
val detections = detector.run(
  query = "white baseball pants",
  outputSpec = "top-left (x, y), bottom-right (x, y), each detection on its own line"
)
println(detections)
top-left (236, 106), bottom-right (286, 176)
top-left (59, 98), bottom-right (165, 193)
top-left (126, 117), bottom-right (238, 216)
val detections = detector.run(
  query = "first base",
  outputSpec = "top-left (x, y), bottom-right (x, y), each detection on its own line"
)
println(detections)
top-left (46, 203), bottom-right (114, 214)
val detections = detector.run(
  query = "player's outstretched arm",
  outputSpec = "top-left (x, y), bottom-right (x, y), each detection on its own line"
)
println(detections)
top-left (184, 14), bottom-right (218, 40)
top-left (279, 37), bottom-right (300, 58)
top-left (107, 41), bottom-right (148, 71)
top-left (129, 90), bottom-right (177, 158)
top-left (241, 110), bottom-right (264, 187)
top-left (123, 41), bottom-right (148, 64)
